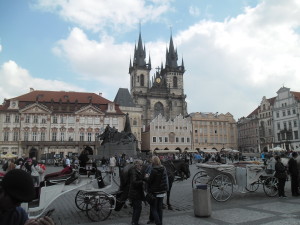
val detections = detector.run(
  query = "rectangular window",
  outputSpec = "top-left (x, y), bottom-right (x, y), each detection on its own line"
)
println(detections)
top-left (294, 120), bottom-right (298, 127)
top-left (41, 116), bottom-right (47, 124)
top-left (176, 137), bottom-right (179, 143)
top-left (87, 117), bottom-right (93, 125)
top-left (88, 133), bottom-right (92, 141)
top-left (164, 137), bottom-right (168, 142)
top-left (287, 110), bottom-right (291, 115)
top-left (95, 133), bottom-right (99, 141)
top-left (68, 116), bottom-right (74, 124)
top-left (283, 122), bottom-right (287, 129)
top-left (80, 117), bottom-right (85, 124)
top-left (33, 115), bottom-right (38, 123)
top-left (13, 132), bottom-right (18, 141)
top-left (294, 131), bottom-right (299, 140)
top-left (94, 117), bottom-right (100, 124)
top-left (32, 132), bottom-right (37, 141)
top-left (282, 111), bottom-right (286, 117)
top-left (277, 133), bottom-right (281, 141)
top-left (276, 112), bottom-right (279, 118)
top-left (24, 132), bottom-right (29, 141)
top-left (5, 114), bottom-right (10, 123)
top-left (68, 133), bottom-right (74, 141)
top-left (104, 118), bottom-right (110, 125)
top-left (15, 115), bottom-right (19, 123)
top-left (60, 116), bottom-right (66, 124)
top-left (288, 121), bottom-right (292, 129)
top-left (293, 109), bottom-right (296, 114)
top-left (4, 132), bottom-right (9, 141)
top-left (181, 137), bottom-right (185, 142)
top-left (41, 132), bottom-right (45, 141)
top-left (80, 133), bottom-right (84, 141)
top-left (52, 132), bottom-right (57, 141)
top-left (152, 137), bottom-right (157, 143)
top-left (25, 115), bottom-right (30, 123)
top-left (159, 137), bottom-right (163, 142)
top-left (112, 118), bottom-right (118, 125)
top-left (60, 132), bottom-right (65, 141)
top-left (187, 137), bottom-right (190, 142)
top-left (277, 122), bottom-right (280, 130)
top-left (53, 116), bottom-right (57, 124)
top-left (194, 129), bottom-right (198, 133)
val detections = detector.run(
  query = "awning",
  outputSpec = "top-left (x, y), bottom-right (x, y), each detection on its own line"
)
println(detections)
top-left (153, 150), bottom-right (180, 154)
top-left (200, 149), bottom-right (218, 153)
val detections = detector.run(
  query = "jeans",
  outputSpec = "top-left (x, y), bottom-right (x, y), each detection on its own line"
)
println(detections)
top-left (150, 197), bottom-right (163, 225)
top-left (131, 199), bottom-right (142, 225)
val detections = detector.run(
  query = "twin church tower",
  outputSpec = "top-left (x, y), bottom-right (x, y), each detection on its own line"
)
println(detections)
top-left (128, 32), bottom-right (188, 126)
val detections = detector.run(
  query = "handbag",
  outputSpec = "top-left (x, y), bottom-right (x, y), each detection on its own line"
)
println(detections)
top-left (145, 192), bottom-right (156, 204)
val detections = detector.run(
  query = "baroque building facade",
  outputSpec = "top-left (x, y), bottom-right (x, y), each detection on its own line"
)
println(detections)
top-left (272, 87), bottom-right (300, 150)
top-left (190, 112), bottom-right (238, 151)
top-left (129, 32), bottom-right (187, 127)
top-left (141, 114), bottom-right (192, 152)
top-left (0, 89), bottom-right (125, 159)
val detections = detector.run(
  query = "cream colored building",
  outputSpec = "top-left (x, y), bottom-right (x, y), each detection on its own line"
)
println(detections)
top-left (0, 89), bottom-right (125, 159)
top-left (141, 114), bottom-right (192, 152)
top-left (190, 112), bottom-right (238, 151)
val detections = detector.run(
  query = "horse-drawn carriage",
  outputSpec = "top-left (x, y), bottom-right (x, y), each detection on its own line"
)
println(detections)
top-left (192, 162), bottom-right (278, 202)
top-left (17, 157), bottom-right (190, 222)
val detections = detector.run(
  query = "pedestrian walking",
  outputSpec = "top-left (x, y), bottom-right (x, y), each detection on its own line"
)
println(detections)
top-left (128, 159), bottom-right (145, 225)
top-left (274, 155), bottom-right (287, 198)
top-left (146, 156), bottom-right (168, 225)
top-left (288, 152), bottom-right (299, 196)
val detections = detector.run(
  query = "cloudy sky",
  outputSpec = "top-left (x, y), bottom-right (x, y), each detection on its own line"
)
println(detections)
top-left (1, 0), bottom-right (300, 120)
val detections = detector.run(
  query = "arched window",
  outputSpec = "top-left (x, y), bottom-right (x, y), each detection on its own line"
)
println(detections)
top-left (140, 74), bottom-right (144, 86)
top-left (173, 76), bottom-right (178, 88)
top-left (154, 102), bottom-right (164, 118)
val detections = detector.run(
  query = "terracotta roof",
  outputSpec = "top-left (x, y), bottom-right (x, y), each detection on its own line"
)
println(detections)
top-left (247, 106), bottom-right (259, 118)
top-left (10, 90), bottom-right (111, 104)
top-left (1, 90), bottom-right (124, 115)
top-left (291, 91), bottom-right (300, 101)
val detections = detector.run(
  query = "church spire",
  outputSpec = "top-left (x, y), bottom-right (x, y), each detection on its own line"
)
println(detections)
top-left (166, 33), bottom-right (178, 69)
top-left (133, 31), bottom-right (147, 68)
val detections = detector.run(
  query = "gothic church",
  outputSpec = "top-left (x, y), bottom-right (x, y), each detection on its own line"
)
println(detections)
top-left (129, 32), bottom-right (187, 126)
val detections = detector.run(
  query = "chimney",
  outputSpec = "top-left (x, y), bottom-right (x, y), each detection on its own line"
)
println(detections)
top-left (30, 88), bottom-right (34, 92)
top-left (99, 93), bottom-right (102, 96)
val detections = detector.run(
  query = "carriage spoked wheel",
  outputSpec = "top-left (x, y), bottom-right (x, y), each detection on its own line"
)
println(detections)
top-left (75, 190), bottom-right (99, 211)
top-left (263, 176), bottom-right (278, 197)
top-left (245, 182), bottom-right (259, 192)
top-left (192, 171), bottom-right (209, 188)
top-left (210, 174), bottom-right (233, 202)
top-left (85, 193), bottom-right (113, 222)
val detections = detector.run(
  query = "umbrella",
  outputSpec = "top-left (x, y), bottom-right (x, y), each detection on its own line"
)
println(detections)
top-left (1, 153), bottom-right (18, 159)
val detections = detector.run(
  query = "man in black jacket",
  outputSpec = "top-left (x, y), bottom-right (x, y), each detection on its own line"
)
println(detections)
top-left (128, 160), bottom-right (145, 225)
top-left (288, 152), bottom-right (299, 196)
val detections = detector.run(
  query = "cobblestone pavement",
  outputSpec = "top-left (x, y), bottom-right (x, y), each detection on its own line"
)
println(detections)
top-left (2, 163), bottom-right (300, 225)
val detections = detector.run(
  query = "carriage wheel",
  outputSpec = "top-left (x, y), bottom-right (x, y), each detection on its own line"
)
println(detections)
top-left (210, 174), bottom-right (233, 202)
top-left (245, 182), bottom-right (259, 192)
top-left (86, 193), bottom-right (113, 222)
top-left (192, 171), bottom-right (209, 188)
top-left (263, 176), bottom-right (278, 197)
top-left (75, 191), bottom-right (98, 211)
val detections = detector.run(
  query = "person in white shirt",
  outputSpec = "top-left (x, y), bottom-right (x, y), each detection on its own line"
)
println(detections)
top-left (109, 155), bottom-right (116, 176)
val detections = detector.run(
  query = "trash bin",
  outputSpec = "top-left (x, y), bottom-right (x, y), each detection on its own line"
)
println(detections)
top-left (193, 184), bottom-right (211, 217)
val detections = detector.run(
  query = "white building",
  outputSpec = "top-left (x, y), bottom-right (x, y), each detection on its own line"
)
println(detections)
top-left (272, 87), bottom-right (300, 150)
top-left (0, 89), bottom-right (125, 159)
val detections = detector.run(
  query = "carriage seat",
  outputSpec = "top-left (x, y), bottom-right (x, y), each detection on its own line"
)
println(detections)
top-left (43, 166), bottom-right (77, 186)
top-left (79, 163), bottom-right (97, 176)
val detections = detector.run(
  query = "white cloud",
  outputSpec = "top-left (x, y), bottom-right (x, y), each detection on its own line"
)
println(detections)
top-left (33, 0), bottom-right (171, 32)
top-left (0, 44), bottom-right (2, 52)
top-left (50, 0), bottom-right (300, 119)
top-left (0, 60), bottom-right (85, 101)
top-left (189, 6), bottom-right (200, 17)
